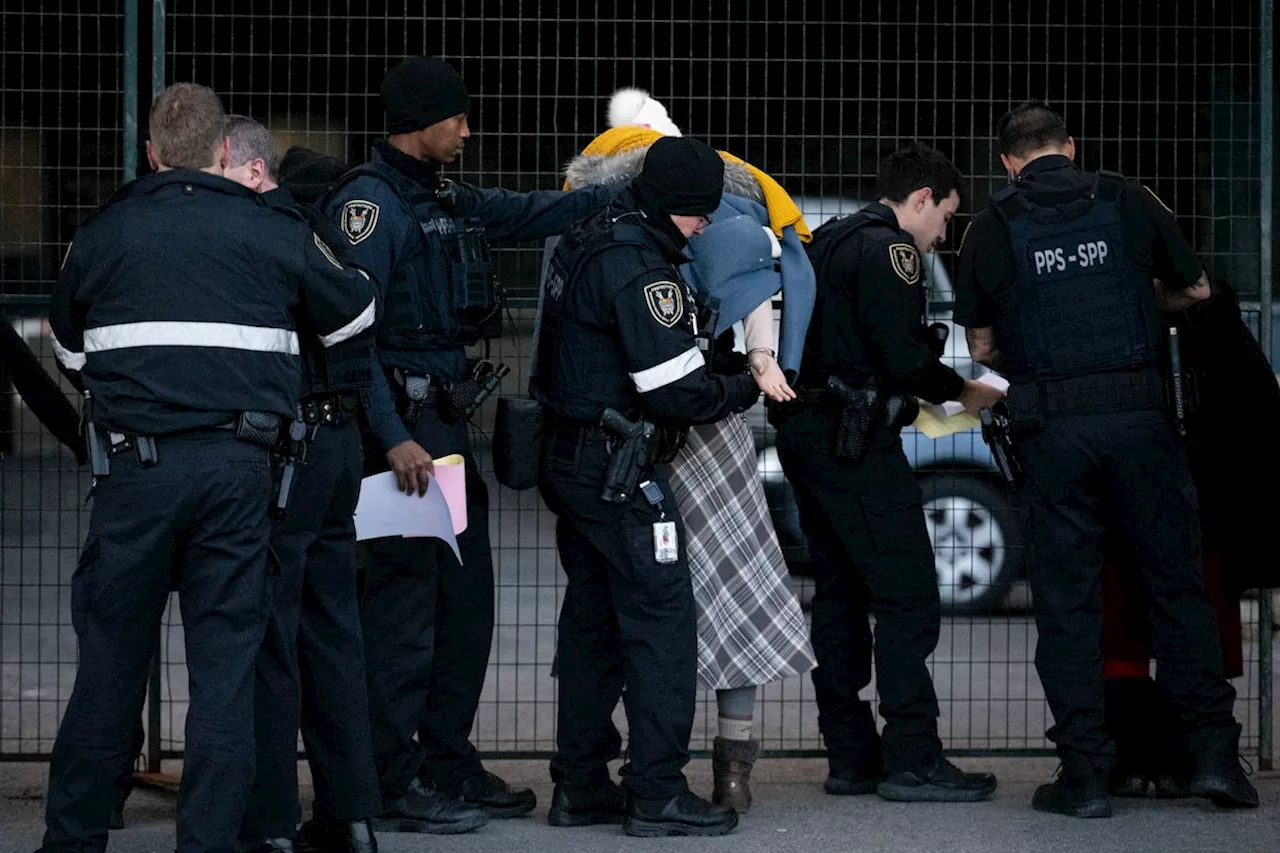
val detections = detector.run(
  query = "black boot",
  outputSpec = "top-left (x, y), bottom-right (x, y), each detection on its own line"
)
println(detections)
top-left (547, 779), bottom-right (628, 827)
top-left (1104, 678), bottom-right (1153, 797)
top-left (623, 790), bottom-right (738, 838)
top-left (452, 770), bottom-right (537, 818)
top-left (876, 757), bottom-right (997, 803)
top-left (372, 777), bottom-right (489, 834)
top-left (1032, 751), bottom-right (1112, 819)
top-left (295, 818), bottom-right (377, 853)
top-left (1188, 722), bottom-right (1259, 809)
top-left (824, 740), bottom-right (886, 796)
top-left (246, 840), bottom-right (295, 853)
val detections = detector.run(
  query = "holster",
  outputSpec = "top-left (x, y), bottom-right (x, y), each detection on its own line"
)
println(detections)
top-left (493, 396), bottom-right (544, 491)
top-left (827, 376), bottom-right (881, 462)
top-left (599, 407), bottom-right (656, 504)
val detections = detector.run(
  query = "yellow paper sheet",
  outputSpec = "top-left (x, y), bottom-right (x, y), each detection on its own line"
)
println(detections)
top-left (912, 404), bottom-right (980, 438)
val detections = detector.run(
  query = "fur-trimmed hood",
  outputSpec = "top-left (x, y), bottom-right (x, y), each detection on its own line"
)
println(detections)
top-left (563, 144), bottom-right (767, 206)
top-left (544, 87), bottom-right (816, 376)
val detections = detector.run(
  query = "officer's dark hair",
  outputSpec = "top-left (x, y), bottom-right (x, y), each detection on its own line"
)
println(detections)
top-left (225, 114), bottom-right (280, 180)
top-left (997, 100), bottom-right (1070, 158)
top-left (875, 142), bottom-right (962, 206)
top-left (148, 83), bottom-right (227, 170)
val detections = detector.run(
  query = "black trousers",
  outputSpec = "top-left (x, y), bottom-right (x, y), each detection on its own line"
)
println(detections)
top-left (1016, 409), bottom-right (1236, 763)
top-left (539, 427), bottom-right (696, 801)
top-left (776, 405), bottom-right (943, 775)
top-left (357, 404), bottom-right (493, 800)
top-left (42, 431), bottom-right (274, 853)
top-left (242, 418), bottom-right (381, 841)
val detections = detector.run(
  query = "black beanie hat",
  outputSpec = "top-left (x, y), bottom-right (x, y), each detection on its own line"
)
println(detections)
top-left (278, 145), bottom-right (351, 204)
top-left (380, 56), bottom-right (471, 134)
top-left (634, 136), bottom-right (724, 217)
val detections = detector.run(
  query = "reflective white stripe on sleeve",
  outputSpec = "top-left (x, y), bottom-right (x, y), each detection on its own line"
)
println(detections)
top-left (318, 297), bottom-right (377, 348)
top-left (83, 322), bottom-right (300, 355)
top-left (50, 332), bottom-right (87, 371)
top-left (629, 347), bottom-right (705, 393)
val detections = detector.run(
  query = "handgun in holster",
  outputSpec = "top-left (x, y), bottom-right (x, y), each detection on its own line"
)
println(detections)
top-left (444, 359), bottom-right (510, 422)
top-left (980, 403), bottom-right (1023, 490)
top-left (598, 407), bottom-right (657, 504)
top-left (825, 376), bottom-right (882, 463)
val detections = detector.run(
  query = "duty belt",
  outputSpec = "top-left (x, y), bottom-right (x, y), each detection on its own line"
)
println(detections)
top-left (300, 391), bottom-right (360, 428)
top-left (93, 413), bottom-right (281, 473)
top-left (794, 386), bottom-right (834, 405)
top-left (1007, 367), bottom-right (1166, 421)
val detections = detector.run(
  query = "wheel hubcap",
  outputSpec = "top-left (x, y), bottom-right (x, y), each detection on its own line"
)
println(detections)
top-left (925, 495), bottom-right (1005, 608)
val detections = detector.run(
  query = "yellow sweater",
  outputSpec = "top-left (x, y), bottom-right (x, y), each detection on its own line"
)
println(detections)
top-left (571, 126), bottom-right (812, 242)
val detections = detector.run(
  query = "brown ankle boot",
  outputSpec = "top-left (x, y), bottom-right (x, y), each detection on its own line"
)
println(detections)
top-left (712, 737), bottom-right (760, 813)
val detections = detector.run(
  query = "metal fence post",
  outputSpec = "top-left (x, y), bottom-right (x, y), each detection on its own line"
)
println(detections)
top-left (153, 0), bottom-right (166, 98)
top-left (1258, 0), bottom-right (1275, 773)
top-left (123, 0), bottom-right (138, 182)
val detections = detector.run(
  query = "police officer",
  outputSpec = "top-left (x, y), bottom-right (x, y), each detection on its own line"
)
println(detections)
top-left (955, 100), bottom-right (1258, 816)
top-left (774, 142), bottom-right (1002, 804)
top-left (40, 83), bottom-right (377, 853)
top-left (223, 115), bottom-right (382, 853)
top-left (323, 56), bottom-right (617, 832)
top-left (532, 136), bottom-right (758, 838)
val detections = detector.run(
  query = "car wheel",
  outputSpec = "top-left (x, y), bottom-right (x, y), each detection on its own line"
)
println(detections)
top-left (920, 473), bottom-right (1023, 615)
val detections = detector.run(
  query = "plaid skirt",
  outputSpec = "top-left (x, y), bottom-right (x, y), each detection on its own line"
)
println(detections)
top-left (667, 413), bottom-right (816, 690)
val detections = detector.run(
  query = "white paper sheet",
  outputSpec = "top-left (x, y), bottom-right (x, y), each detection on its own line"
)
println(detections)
top-left (353, 471), bottom-right (461, 562)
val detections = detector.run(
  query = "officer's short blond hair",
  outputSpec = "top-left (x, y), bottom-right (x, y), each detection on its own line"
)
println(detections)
top-left (148, 83), bottom-right (227, 170)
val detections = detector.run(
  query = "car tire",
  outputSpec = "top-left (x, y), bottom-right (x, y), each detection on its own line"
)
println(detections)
top-left (920, 473), bottom-right (1023, 615)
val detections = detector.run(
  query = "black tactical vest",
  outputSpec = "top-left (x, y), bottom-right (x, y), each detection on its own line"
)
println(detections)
top-left (328, 161), bottom-right (502, 351)
top-left (531, 205), bottom-right (665, 422)
top-left (803, 206), bottom-right (924, 382)
top-left (989, 171), bottom-right (1161, 385)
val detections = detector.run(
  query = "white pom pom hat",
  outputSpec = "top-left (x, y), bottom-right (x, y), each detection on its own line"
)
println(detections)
top-left (607, 87), bottom-right (683, 137)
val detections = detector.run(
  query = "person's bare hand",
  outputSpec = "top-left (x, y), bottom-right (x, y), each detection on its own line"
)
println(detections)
top-left (958, 378), bottom-right (1006, 418)
top-left (386, 440), bottom-right (434, 496)
top-left (1153, 276), bottom-right (1211, 312)
top-left (750, 353), bottom-right (796, 403)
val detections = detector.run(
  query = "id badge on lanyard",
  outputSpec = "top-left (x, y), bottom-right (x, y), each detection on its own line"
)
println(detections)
top-left (640, 479), bottom-right (679, 564)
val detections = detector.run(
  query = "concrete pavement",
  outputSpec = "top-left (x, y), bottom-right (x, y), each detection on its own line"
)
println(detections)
top-left (2, 759), bottom-right (1278, 853)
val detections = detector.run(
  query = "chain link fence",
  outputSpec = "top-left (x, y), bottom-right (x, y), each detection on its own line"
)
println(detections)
top-left (2, 4), bottom-right (1274, 764)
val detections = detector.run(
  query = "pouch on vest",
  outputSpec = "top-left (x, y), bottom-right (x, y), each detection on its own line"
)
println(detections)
top-left (493, 396), bottom-right (545, 490)
top-left (444, 221), bottom-right (503, 343)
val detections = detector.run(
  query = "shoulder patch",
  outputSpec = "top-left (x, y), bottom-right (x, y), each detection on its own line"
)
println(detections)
top-left (1143, 185), bottom-right (1174, 215)
top-left (341, 199), bottom-right (380, 244)
top-left (312, 233), bottom-right (344, 270)
top-left (643, 281), bottom-right (685, 328)
top-left (888, 242), bottom-right (920, 285)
